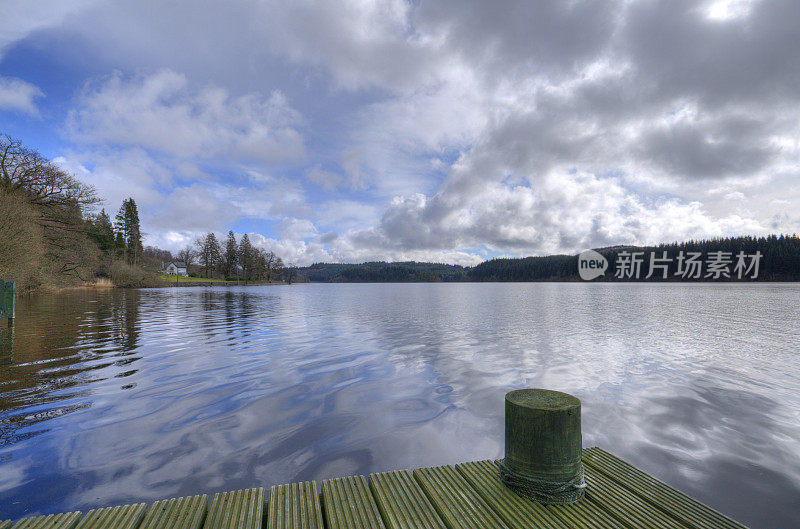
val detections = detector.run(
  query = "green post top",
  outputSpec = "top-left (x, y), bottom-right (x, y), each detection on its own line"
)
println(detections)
top-left (0, 281), bottom-right (14, 321)
top-left (506, 388), bottom-right (581, 411)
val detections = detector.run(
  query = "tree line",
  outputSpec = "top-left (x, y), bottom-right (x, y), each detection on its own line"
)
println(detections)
top-left (295, 235), bottom-right (800, 282)
top-left (0, 133), bottom-right (287, 290)
top-left (469, 235), bottom-right (800, 282)
top-left (299, 261), bottom-right (467, 282)
top-left (3, 132), bottom-right (798, 289)
top-left (175, 231), bottom-right (288, 282)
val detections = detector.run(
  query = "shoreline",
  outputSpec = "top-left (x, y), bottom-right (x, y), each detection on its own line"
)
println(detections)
top-left (139, 280), bottom-right (291, 288)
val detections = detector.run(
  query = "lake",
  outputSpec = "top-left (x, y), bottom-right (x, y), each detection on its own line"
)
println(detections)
top-left (0, 283), bottom-right (798, 527)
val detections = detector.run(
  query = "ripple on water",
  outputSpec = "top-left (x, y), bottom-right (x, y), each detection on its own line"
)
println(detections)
top-left (0, 284), bottom-right (798, 528)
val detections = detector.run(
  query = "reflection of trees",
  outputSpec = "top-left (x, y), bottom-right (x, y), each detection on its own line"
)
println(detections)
top-left (0, 289), bottom-right (143, 448)
top-left (224, 291), bottom-right (237, 331)
top-left (0, 325), bottom-right (12, 364)
top-left (111, 289), bottom-right (141, 351)
top-left (0, 292), bottom-right (91, 446)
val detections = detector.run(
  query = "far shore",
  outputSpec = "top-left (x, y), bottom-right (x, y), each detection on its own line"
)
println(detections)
top-left (140, 279), bottom-right (291, 288)
top-left (19, 278), bottom-right (292, 294)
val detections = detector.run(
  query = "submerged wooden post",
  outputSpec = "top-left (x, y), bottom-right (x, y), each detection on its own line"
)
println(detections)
top-left (0, 281), bottom-right (14, 327)
top-left (500, 388), bottom-right (586, 504)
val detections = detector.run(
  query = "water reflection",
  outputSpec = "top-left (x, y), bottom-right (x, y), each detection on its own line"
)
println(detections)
top-left (0, 284), bottom-right (798, 528)
top-left (0, 326), bottom-right (12, 364)
top-left (631, 375), bottom-right (800, 525)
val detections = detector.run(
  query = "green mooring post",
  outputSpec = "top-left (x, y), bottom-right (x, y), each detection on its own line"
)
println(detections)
top-left (0, 281), bottom-right (14, 326)
top-left (500, 388), bottom-right (586, 504)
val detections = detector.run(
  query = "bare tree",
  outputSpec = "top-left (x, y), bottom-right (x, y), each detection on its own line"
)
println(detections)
top-left (1, 135), bottom-right (97, 206)
top-left (0, 191), bottom-right (45, 290)
top-left (177, 246), bottom-right (195, 276)
top-left (283, 263), bottom-right (297, 284)
top-left (263, 250), bottom-right (276, 282)
top-left (142, 245), bottom-right (173, 271)
top-left (0, 134), bottom-right (100, 282)
top-left (265, 251), bottom-right (284, 282)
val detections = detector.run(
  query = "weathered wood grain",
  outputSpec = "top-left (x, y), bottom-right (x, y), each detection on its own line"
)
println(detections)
top-left (322, 475), bottom-right (386, 529)
top-left (267, 481), bottom-right (323, 529)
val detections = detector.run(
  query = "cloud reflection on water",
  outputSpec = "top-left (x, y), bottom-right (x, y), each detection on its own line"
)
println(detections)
top-left (0, 283), bottom-right (798, 528)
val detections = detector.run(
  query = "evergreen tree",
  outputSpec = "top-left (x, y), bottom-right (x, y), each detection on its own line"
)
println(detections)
top-left (115, 198), bottom-right (143, 265)
top-left (87, 209), bottom-right (116, 256)
top-left (115, 202), bottom-right (128, 262)
top-left (196, 232), bottom-right (222, 278)
top-left (114, 231), bottom-right (125, 258)
top-left (224, 230), bottom-right (238, 278)
top-left (127, 199), bottom-right (143, 265)
top-left (238, 233), bottom-right (254, 282)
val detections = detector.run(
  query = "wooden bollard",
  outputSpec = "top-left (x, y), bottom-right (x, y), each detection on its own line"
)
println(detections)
top-left (500, 389), bottom-right (585, 504)
top-left (0, 280), bottom-right (14, 327)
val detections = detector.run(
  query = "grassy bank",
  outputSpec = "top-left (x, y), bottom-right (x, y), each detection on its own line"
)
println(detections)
top-left (157, 275), bottom-right (229, 283)
top-left (151, 275), bottom-right (290, 287)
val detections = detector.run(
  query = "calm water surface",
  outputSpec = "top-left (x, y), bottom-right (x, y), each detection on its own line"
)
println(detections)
top-left (0, 284), bottom-right (798, 527)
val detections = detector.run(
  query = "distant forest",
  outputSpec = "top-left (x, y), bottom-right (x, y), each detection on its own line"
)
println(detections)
top-left (295, 235), bottom-right (800, 282)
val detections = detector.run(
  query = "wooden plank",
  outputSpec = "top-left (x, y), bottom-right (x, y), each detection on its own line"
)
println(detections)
top-left (508, 458), bottom-right (637, 529)
top-left (456, 461), bottom-right (569, 529)
top-left (267, 481), bottom-right (323, 529)
top-left (10, 512), bottom-right (82, 529)
top-left (138, 495), bottom-right (208, 529)
top-left (458, 459), bottom-right (617, 529)
top-left (369, 470), bottom-right (447, 529)
top-left (583, 448), bottom-right (749, 529)
top-left (582, 464), bottom-right (688, 529)
top-left (2, 450), bottom-right (751, 529)
top-left (204, 489), bottom-right (264, 529)
top-left (74, 504), bottom-right (146, 529)
top-left (321, 475), bottom-right (386, 529)
top-left (413, 465), bottom-right (510, 529)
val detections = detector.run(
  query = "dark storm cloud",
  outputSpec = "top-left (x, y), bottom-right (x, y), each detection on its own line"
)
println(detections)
top-left (638, 118), bottom-right (778, 178)
top-left (621, 0), bottom-right (800, 106)
top-left (414, 1), bottom-right (620, 78)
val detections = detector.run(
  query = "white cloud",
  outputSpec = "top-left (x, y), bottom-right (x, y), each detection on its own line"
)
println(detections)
top-left (219, 178), bottom-right (310, 220)
top-left (0, 0), bottom-right (98, 58)
top-left (248, 233), bottom-right (335, 266)
top-left (54, 149), bottom-right (170, 211)
top-left (314, 200), bottom-right (380, 232)
top-left (255, 0), bottom-right (441, 92)
top-left (147, 184), bottom-right (241, 233)
top-left (67, 70), bottom-right (305, 162)
top-left (0, 76), bottom-right (44, 115)
top-left (704, 0), bottom-right (760, 21)
top-left (276, 217), bottom-right (318, 240)
top-left (338, 165), bottom-right (772, 258)
top-left (244, 230), bottom-right (486, 267)
top-left (6, 0), bottom-right (800, 263)
top-left (305, 165), bottom-right (343, 191)
top-left (337, 72), bottom-right (489, 198)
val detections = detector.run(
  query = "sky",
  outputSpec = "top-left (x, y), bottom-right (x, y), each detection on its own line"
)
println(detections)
top-left (0, 0), bottom-right (798, 266)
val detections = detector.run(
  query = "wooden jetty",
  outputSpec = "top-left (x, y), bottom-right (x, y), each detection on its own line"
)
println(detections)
top-left (1, 447), bottom-right (749, 529)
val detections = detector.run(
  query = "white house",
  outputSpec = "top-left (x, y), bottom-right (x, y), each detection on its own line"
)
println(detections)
top-left (162, 261), bottom-right (188, 276)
